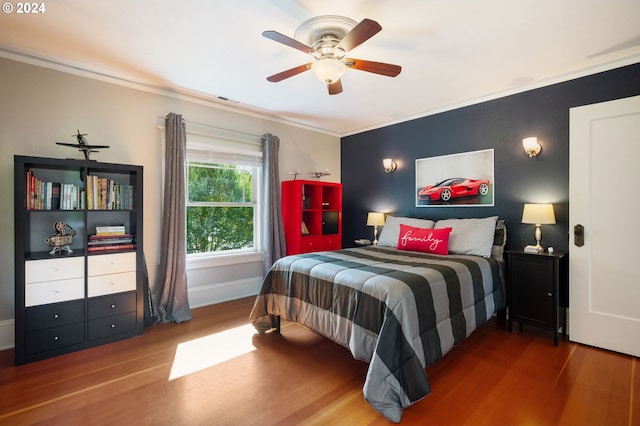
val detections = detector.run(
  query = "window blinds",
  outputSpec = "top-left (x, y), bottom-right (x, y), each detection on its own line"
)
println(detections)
top-left (185, 128), bottom-right (262, 167)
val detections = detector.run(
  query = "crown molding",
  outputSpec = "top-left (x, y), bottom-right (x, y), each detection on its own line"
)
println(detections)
top-left (2, 47), bottom-right (637, 139)
top-left (0, 47), bottom-right (341, 137)
top-left (342, 54), bottom-right (640, 137)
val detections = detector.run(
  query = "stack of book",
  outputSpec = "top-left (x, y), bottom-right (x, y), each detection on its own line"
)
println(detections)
top-left (88, 225), bottom-right (135, 252)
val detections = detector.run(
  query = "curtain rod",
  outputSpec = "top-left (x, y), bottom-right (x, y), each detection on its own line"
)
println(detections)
top-left (160, 116), bottom-right (262, 141)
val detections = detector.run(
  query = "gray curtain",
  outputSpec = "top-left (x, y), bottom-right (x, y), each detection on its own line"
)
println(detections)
top-left (262, 133), bottom-right (286, 276)
top-left (156, 113), bottom-right (192, 323)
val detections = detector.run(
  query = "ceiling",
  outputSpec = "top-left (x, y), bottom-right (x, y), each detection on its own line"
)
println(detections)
top-left (1, 0), bottom-right (640, 136)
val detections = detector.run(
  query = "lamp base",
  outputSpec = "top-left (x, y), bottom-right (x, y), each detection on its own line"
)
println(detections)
top-left (524, 244), bottom-right (543, 253)
top-left (530, 224), bottom-right (544, 253)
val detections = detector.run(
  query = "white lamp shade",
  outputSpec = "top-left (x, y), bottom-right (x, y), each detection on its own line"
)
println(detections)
top-left (522, 203), bottom-right (556, 224)
top-left (382, 158), bottom-right (397, 173)
top-left (366, 212), bottom-right (385, 226)
top-left (311, 58), bottom-right (346, 84)
top-left (522, 137), bottom-right (541, 157)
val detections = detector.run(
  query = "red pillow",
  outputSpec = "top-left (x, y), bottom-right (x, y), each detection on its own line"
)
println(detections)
top-left (397, 225), bottom-right (452, 255)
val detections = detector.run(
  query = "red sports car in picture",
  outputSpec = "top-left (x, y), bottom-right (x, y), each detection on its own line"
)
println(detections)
top-left (418, 177), bottom-right (491, 202)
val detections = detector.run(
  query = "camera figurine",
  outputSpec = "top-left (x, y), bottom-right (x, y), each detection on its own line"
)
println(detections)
top-left (45, 221), bottom-right (76, 255)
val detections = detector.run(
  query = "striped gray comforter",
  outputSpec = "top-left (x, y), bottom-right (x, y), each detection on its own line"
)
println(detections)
top-left (250, 245), bottom-right (505, 422)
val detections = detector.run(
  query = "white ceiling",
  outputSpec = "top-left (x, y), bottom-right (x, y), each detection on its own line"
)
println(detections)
top-left (2, 0), bottom-right (639, 136)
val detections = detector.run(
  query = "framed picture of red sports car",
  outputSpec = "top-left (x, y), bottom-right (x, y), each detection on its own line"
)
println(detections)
top-left (415, 149), bottom-right (494, 207)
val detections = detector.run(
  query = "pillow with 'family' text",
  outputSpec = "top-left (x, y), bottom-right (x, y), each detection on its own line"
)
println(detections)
top-left (377, 215), bottom-right (435, 247)
top-left (397, 224), bottom-right (452, 255)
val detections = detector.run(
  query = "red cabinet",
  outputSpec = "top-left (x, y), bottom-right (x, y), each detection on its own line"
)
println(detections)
top-left (282, 180), bottom-right (342, 255)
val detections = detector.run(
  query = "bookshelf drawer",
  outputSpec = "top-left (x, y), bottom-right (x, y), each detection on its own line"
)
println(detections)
top-left (322, 235), bottom-right (341, 251)
top-left (25, 278), bottom-right (84, 307)
top-left (88, 292), bottom-right (136, 320)
top-left (88, 312), bottom-right (136, 341)
top-left (301, 236), bottom-right (323, 252)
top-left (26, 300), bottom-right (85, 331)
top-left (88, 251), bottom-right (136, 276)
top-left (25, 257), bottom-right (84, 284)
top-left (25, 322), bottom-right (85, 354)
top-left (88, 271), bottom-right (136, 297)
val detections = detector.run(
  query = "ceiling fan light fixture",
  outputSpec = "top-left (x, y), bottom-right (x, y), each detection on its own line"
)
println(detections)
top-left (263, 16), bottom-right (400, 94)
top-left (311, 58), bottom-right (346, 84)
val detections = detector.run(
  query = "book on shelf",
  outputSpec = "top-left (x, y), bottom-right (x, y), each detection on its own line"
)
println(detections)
top-left (51, 182), bottom-right (61, 210)
top-left (88, 237), bottom-right (134, 246)
top-left (95, 225), bottom-right (127, 236)
top-left (89, 233), bottom-right (133, 241)
top-left (87, 243), bottom-right (136, 252)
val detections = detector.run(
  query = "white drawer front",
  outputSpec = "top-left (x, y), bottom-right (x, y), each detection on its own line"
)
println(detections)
top-left (25, 257), bottom-right (84, 284)
top-left (25, 278), bottom-right (85, 307)
top-left (88, 252), bottom-right (136, 276)
top-left (88, 271), bottom-right (137, 297)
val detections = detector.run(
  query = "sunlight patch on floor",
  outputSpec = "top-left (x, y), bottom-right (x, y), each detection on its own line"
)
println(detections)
top-left (169, 323), bottom-right (256, 380)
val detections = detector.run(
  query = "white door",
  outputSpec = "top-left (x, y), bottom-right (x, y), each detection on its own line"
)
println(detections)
top-left (569, 95), bottom-right (640, 357)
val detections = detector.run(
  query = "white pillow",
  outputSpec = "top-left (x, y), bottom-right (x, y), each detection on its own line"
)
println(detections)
top-left (434, 216), bottom-right (498, 258)
top-left (378, 216), bottom-right (435, 247)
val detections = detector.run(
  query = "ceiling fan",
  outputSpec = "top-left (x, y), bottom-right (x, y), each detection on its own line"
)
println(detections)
top-left (263, 16), bottom-right (401, 95)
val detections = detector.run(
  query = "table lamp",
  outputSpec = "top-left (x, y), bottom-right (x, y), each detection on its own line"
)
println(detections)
top-left (522, 203), bottom-right (556, 253)
top-left (366, 212), bottom-right (385, 245)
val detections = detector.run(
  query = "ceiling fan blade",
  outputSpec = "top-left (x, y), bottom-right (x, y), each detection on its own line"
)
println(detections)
top-left (328, 80), bottom-right (343, 95)
top-left (336, 19), bottom-right (382, 53)
top-left (262, 30), bottom-right (318, 55)
top-left (266, 63), bottom-right (312, 82)
top-left (344, 58), bottom-right (401, 77)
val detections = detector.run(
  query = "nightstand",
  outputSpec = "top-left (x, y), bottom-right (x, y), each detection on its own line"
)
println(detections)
top-left (506, 250), bottom-right (568, 346)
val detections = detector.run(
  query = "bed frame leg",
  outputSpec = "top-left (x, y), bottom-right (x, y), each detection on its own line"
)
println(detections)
top-left (271, 315), bottom-right (281, 333)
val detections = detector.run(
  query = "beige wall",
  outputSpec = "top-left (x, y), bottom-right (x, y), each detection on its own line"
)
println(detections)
top-left (0, 57), bottom-right (340, 331)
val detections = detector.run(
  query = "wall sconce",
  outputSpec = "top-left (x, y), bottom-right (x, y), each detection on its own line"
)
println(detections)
top-left (366, 212), bottom-right (386, 244)
top-left (383, 158), bottom-right (397, 173)
top-left (522, 137), bottom-right (542, 157)
top-left (522, 203), bottom-right (556, 252)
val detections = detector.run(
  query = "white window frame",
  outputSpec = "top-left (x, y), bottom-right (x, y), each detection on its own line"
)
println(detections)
top-left (184, 129), bottom-right (263, 268)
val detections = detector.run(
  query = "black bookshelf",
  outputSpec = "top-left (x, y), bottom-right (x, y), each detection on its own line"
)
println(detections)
top-left (14, 155), bottom-right (144, 365)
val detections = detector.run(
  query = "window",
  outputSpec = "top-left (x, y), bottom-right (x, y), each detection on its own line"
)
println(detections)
top-left (185, 136), bottom-right (262, 257)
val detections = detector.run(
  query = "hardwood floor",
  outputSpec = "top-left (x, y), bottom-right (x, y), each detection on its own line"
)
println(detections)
top-left (1, 297), bottom-right (637, 425)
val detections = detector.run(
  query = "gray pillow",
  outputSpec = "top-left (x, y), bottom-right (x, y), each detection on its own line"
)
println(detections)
top-left (435, 216), bottom-right (498, 258)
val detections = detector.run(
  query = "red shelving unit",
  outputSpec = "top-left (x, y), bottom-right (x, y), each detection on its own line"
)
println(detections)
top-left (282, 180), bottom-right (342, 255)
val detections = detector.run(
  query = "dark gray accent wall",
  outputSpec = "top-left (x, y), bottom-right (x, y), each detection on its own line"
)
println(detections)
top-left (341, 63), bottom-right (640, 252)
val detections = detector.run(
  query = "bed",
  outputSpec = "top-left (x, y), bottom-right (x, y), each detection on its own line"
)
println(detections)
top-left (250, 216), bottom-right (506, 422)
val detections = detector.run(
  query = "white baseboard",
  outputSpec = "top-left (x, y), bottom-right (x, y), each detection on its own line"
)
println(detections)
top-left (0, 319), bottom-right (15, 351)
top-left (187, 277), bottom-right (263, 309)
